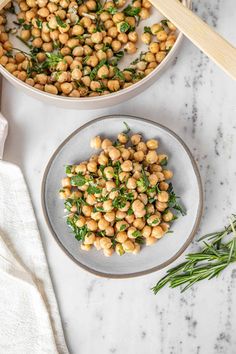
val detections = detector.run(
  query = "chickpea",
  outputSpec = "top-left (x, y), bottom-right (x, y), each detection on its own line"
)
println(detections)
top-left (124, 41), bottom-right (137, 54)
top-left (156, 30), bottom-right (168, 42)
top-left (61, 177), bottom-right (71, 188)
top-left (116, 243), bottom-right (125, 256)
top-left (100, 237), bottom-right (112, 249)
top-left (94, 236), bottom-right (102, 250)
top-left (136, 142), bottom-right (147, 153)
top-left (146, 236), bottom-right (157, 246)
top-left (133, 150), bottom-right (144, 162)
top-left (163, 169), bottom-right (173, 179)
top-left (116, 231), bottom-right (128, 243)
top-left (160, 222), bottom-right (170, 233)
top-left (111, 40), bottom-right (121, 52)
top-left (151, 226), bottom-right (165, 239)
top-left (128, 31), bottom-right (138, 43)
top-left (162, 210), bottom-right (173, 222)
top-left (121, 149), bottom-right (130, 160)
top-left (105, 226), bottom-right (114, 236)
top-left (146, 150), bottom-right (158, 164)
top-left (112, 12), bottom-right (124, 23)
top-left (141, 32), bottom-right (152, 44)
top-left (132, 199), bottom-right (144, 212)
top-left (139, 8), bottom-right (150, 19)
top-left (142, 225), bottom-right (152, 238)
top-left (155, 201), bottom-right (168, 212)
top-left (98, 153), bottom-right (109, 166)
top-left (147, 214), bottom-right (160, 226)
top-left (126, 177), bottom-right (137, 190)
top-left (115, 220), bottom-right (128, 232)
top-left (91, 211), bottom-right (102, 221)
top-left (106, 180), bottom-right (116, 192)
top-left (159, 181), bottom-right (169, 191)
top-left (84, 232), bottom-right (96, 244)
top-left (59, 187), bottom-right (71, 199)
top-left (133, 243), bottom-right (141, 254)
top-left (81, 243), bottom-right (92, 251)
top-left (136, 61), bottom-right (147, 71)
top-left (145, 52), bottom-right (156, 63)
top-left (91, 31), bottom-right (103, 44)
top-left (104, 211), bottom-right (116, 223)
top-left (121, 160), bottom-right (132, 172)
top-left (116, 210), bottom-right (126, 220)
top-left (118, 32), bottom-right (128, 44)
top-left (156, 51), bottom-right (166, 63)
top-left (157, 191), bottom-right (169, 203)
top-left (125, 213), bottom-right (135, 224)
top-left (123, 240), bottom-right (135, 252)
top-left (103, 247), bottom-right (114, 257)
top-left (75, 215), bottom-right (86, 228)
top-left (5, 63), bottom-right (17, 73)
top-left (103, 166), bottom-right (114, 180)
top-left (103, 200), bottom-right (114, 212)
top-left (90, 136), bottom-right (101, 150)
top-left (148, 173), bottom-right (158, 186)
top-left (101, 138), bottom-right (112, 150)
top-left (108, 147), bottom-right (121, 160)
top-left (127, 226), bottom-right (137, 239)
top-left (97, 65), bottom-right (109, 79)
top-left (20, 29), bottom-right (31, 41)
top-left (133, 218), bottom-right (145, 230)
top-left (90, 80), bottom-right (101, 91)
top-left (151, 24), bottom-right (162, 35)
top-left (117, 132), bottom-right (128, 144)
top-left (107, 79), bottom-right (120, 92)
top-left (82, 205), bottom-right (93, 217)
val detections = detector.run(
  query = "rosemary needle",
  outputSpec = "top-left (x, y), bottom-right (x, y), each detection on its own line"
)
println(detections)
top-left (152, 214), bottom-right (236, 294)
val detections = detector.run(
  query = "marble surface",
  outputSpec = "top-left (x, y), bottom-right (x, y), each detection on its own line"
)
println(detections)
top-left (1, 0), bottom-right (236, 353)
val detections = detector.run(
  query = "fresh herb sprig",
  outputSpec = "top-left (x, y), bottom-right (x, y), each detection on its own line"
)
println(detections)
top-left (152, 215), bottom-right (236, 294)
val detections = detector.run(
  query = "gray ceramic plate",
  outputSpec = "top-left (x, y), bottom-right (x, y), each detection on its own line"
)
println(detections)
top-left (42, 115), bottom-right (203, 278)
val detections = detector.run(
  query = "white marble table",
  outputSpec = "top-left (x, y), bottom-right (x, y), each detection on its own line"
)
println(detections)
top-left (2, 0), bottom-right (236, 352)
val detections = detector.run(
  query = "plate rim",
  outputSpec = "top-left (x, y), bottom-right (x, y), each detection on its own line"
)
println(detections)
top-left (41, 115), bottom-right (203, 278)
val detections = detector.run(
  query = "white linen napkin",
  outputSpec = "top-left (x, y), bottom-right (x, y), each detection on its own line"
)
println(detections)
top-left (0, 103), bottom-right (69, 353)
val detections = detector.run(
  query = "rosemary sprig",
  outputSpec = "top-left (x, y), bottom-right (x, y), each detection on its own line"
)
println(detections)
top-left (152, 215), bottom-right (236, 294)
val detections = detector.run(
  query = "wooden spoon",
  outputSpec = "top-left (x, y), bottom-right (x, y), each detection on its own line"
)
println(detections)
top-left (149, 0), bottom-right (236, 80)
top-left (0, 0), bottom-right (236, 79)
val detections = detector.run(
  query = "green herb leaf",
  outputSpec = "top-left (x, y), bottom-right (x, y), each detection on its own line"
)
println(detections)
top-left (65, 165), bottom-right (72, 174)
top-left (159, 157), bottom-right (168, 166)
top-left (168, 183), bottom-right (186, 216)
top-left (87, 185), bottom-right (102, 194)
top-left (144, 26), bottom-right (152, 34)
top-left (56, 16), bottom-right (67, 28)
top-left (36, 18), bottom-right (43, 29)
top-left (120, 22), bottom-right (130, 33)
top-left (107, 6), bottom-right (118, 14)
top-left (90, 59), bottom-right (107, 80)
top-left (71, 173), bottom-right (86, 186)
top-left (123, 5), bottom-right (141, 16)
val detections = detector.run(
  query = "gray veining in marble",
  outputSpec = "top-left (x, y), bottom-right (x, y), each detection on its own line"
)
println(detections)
top-left (1, 0), bottom-right (236, 353)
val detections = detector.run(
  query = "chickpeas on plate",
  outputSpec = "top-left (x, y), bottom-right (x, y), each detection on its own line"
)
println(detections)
top-left (0, 0), bottom-right (177, 97)
top-left (59, 123), bottom-right (186, 257)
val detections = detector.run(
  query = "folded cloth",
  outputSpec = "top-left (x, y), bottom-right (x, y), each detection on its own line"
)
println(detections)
top-left (0, 112), bottom-right (69, 352)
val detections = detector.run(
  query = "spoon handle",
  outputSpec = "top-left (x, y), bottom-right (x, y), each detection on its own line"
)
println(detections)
top-left (150, 0), bottom-right (236, 80)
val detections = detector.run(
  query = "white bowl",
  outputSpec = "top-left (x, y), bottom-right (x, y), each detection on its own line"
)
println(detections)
top-left (0, 0), bottom-right (191, 109)
top-left (41, 115), bottom-right (203, 278)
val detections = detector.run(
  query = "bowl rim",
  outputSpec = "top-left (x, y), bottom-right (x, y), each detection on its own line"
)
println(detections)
top-left (0, 0), bottom-right (191, 104)
top-left (41, 114), bottom-right (203, 278)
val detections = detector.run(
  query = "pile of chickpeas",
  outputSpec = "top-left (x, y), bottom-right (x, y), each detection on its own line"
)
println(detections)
top-left (59, 126), bottom-right (176, 257)
top-left (0, 0), bottom-right (177, 97)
